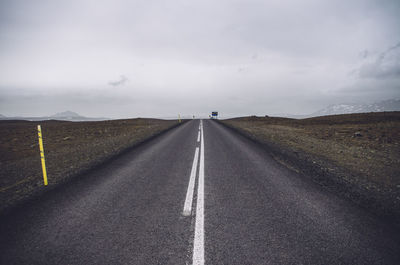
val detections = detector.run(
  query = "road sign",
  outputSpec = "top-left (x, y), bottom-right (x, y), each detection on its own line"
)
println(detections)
top-left (212, 112), bottom-right (218, 117)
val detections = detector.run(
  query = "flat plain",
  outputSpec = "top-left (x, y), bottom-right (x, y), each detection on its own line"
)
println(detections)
top-left (0, 118), bottom-right (178, 213)
top-left (221, 112), bottom-right (400, 224)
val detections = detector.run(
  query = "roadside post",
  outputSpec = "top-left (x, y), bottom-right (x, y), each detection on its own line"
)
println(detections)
top-left (179, 114), bottom-right (181, 123)
top-left (37, 125), bottom-right (48, 186)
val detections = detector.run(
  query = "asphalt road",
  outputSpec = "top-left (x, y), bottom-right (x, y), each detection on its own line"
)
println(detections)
top-left (1, 120), bottom-right (399, 264)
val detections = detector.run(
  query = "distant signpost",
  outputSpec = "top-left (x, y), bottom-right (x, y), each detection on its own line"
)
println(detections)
top-left (211, 111), bottom-right (218, 119)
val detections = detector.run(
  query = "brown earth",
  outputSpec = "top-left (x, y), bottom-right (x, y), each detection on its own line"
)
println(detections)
top-left (0, 118), bottom-right (179, 213)
top-left (220, 112), bottom-right (400, 224)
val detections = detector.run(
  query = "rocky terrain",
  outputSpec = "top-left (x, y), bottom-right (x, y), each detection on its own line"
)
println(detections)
top-left (220, 112), bottom-right (400, 225)
top-left (0, 118), bottom-right (179, 213)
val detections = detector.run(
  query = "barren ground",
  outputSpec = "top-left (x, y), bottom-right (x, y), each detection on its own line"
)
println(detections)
top-left (0, 118), bottom-right (179, 213)
top-left (220, 112), bottom-right (400, 224)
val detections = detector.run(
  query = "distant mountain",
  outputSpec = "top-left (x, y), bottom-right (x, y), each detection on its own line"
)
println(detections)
top-left (271, 99), bottom-right (400, 119)
top-left (310, 99), bottom-right (400, 117)
top-left (0, 111), bottom-right (108, 121)
top-left (50, 111), bottom-right (92, 121)
top-left (51, 111), bottom-right (82, 118)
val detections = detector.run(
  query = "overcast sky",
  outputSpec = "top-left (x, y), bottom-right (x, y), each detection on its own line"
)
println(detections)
top-left (1, 0), bottom-right (399, 118)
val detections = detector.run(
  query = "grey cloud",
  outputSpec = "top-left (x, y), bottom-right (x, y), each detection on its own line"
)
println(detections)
top-left (360, 50), bottom-right (369, 59)
top-left (358, 42), bottom-right (400, 79)
top-left (1, 0), bottom-right (400, 118)
top-left (108, 75), bottom-right (128, 86)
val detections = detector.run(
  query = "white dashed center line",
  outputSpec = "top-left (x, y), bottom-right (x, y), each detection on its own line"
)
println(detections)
top-left (193, 120), bottom-right (205, 265)
top-left (183, 147), bottom-right (199, 216)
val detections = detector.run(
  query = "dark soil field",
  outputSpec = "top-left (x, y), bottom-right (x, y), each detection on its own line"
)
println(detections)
top-left (221, 112), bottom-right (400, 224)
top-left (0, 118), bottom-right (179, 213)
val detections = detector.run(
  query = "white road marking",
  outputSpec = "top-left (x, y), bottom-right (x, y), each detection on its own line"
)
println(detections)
top-left (197, 131), bottom-right (201, 142)
top-left (193, 120), bottom-right (205, 265)
top-left (182, 147), bottom-right (200, 216)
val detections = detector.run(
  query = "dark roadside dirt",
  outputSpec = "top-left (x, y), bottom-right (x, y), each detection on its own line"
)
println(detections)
top-left (0, 118), bottom-right (180, 214)
top-left (220, 112), bottom-right (400, 226)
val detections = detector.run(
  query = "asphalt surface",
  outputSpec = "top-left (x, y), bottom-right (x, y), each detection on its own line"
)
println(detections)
top-left (1, 120), bottom-right (400, 264)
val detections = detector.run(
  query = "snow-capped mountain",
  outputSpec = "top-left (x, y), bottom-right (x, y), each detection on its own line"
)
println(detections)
top-left (311, 99), bottom-right (400, 117)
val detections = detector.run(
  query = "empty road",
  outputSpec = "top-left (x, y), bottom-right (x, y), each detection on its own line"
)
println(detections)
top-left (1, 120), bottom-right (399, 264)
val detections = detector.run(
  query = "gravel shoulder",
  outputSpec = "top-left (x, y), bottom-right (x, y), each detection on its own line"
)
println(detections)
top-left (0, 118), bottom-right (180, 214)
top-left (219, 112), bottom-right (400, 226)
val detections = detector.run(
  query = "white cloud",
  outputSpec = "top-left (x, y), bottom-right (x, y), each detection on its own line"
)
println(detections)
top-left (1, 0), bottom-right (400, 117)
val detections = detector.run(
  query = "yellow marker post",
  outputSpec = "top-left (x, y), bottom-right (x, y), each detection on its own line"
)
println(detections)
top-left (37, 125), bottom-right (48, 186)
top-left (178, 114), bottom-right (181, 123)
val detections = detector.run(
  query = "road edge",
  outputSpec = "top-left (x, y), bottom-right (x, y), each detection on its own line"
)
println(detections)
top-left (0, 121), bottom-right (187, 217)
top-left (216, 119), bottom-right (400, 228)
